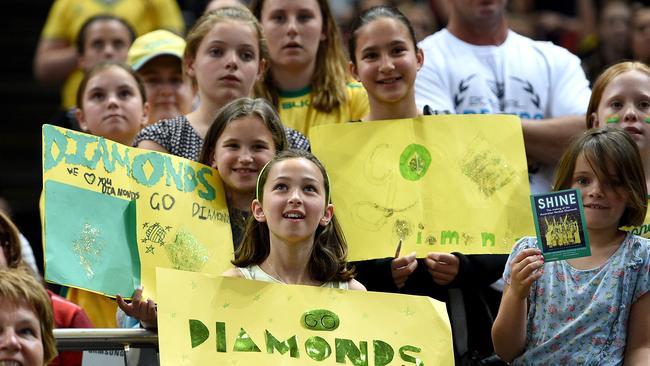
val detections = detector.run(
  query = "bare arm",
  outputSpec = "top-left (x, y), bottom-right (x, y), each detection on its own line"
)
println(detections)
top-left (33, 38), bottom-right (78, 83)
top-left (624, 293), bottom-right (650, 365)
top-left (521, 115), bottom-right (586, 165)
top-left (136, 140), bottom-right (171, 154)
top-left (492, 248), bottom-right (544, 362)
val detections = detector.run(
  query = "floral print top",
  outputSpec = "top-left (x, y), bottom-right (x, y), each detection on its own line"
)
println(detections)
top-left (503, 234), bottom-right (650, 365)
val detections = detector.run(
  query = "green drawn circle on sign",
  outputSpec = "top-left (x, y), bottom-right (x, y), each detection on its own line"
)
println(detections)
top-left (399, 144), bottom-right (431, 181)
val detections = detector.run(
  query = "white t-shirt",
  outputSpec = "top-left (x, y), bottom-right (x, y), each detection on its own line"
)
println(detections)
top-left (415, 29), bottom-right (591, 194)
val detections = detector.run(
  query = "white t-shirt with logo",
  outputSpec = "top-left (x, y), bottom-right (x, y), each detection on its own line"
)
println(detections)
top-left (415, 29), bottom-right (591, 194)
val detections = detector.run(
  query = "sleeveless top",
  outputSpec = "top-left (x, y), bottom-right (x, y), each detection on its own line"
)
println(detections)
top-left (237, 264), bottom-right (349, 289)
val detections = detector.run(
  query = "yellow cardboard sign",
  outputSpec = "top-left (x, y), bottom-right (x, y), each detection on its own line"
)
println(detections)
top-left (157, 267), bottom-right (453, 365)
top-left (42, 125), bottom-right (233, 300)
top-left (311, 115), bottom-right (535, 259)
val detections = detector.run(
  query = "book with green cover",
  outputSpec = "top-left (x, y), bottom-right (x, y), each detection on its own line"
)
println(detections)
top-left (530, 188), bottom-right (590, 261)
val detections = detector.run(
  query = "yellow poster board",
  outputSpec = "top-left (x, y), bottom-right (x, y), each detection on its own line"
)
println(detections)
top-left (157, 267), bottom-right (453, 365)
top-left (311, 115), bottom-right (535, 260)
top-left (42, 125), bottom-right (233, 300)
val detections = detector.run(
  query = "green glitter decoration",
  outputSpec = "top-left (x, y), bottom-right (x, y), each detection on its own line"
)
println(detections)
top-left (606, 115), bottom-right (620, 124)
top-left (645, 117), bottom-right (650, 124)
top-left (165, 229), bottom-right (209, 271)
top-left (394, 219), bottom-right (412, 240)
top-left (459, 134), bottom-right (515, 198)
top-left (72, 222), bottom-right (105, 279)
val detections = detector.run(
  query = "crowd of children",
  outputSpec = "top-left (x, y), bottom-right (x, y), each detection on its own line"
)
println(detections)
top-left (6, 1), bottom-right (650, 365)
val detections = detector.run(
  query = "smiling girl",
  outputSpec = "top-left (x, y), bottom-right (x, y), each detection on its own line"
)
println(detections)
top-left (198, 97), bottom-right (288, 247)
top-left (492, 128), bottom-right (650, 364)
top-left (348, 6), bottom-right (423, 121)
top-left (225, 149), bottom-right (365, 290)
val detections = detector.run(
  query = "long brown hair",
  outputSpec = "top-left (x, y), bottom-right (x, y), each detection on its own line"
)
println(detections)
top-left (197, 97), bottom-right (287, 167)
top-left (553, 127), bottom-right (647, 227)
top-left (250, 0), bottom-right (350, 112)
top-left (233, 150), bottom-right (355, 282)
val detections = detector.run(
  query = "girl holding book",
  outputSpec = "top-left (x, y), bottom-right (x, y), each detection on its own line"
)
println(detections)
top-left (492, 128), bottom-right (650, 364)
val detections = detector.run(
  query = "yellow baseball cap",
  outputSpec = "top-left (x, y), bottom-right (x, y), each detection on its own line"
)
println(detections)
top-left (127, 30), bottom-right (185, 71)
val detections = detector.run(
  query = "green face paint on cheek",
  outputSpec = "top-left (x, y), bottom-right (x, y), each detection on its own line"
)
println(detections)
top-left (606, 115), bottom-right (620, 124)
top-left (645, 117), bottom-right (650, 124)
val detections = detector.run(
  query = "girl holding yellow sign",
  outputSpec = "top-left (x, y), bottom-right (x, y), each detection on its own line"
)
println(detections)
top-left (68, 61), bottom-right (149, 328)
top-left (117, 97), bottom-right (289, 328)
top-left (226, 149), bottom-right (366, 290)
top-left (347, 6), bottom-right (464, 294)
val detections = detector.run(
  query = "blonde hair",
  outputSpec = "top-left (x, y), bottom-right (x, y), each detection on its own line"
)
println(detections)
top-left (250, 0), bottom-right (350, 112)
top-left (586, 61), bottom-right (650, 128)
top-left (0, 268), bottom-right (57, 363)
top-left (184, 6), bottom-right (268, 89)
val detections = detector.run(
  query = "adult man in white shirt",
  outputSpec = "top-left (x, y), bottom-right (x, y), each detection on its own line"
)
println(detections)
top-left (415, 0), bottom-right (591, 194)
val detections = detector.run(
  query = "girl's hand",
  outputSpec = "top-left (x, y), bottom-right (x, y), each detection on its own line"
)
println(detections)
top-left (391, 252), bottom-right (418, 289)
top-left (117, 287), bottom-right (158, 329)
top-left (425, 252), bottom-right (460, 285)
top-left (508, 248), bottom-right (544, 299)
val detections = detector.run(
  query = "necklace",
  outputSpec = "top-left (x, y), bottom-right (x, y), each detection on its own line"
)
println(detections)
top-left (262, 263), bottom-right (290, 284)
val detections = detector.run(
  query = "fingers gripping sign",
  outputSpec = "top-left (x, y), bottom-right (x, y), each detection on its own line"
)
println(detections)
top-left (117, 286), bottom-right (158, 329)
top-left (425, 252), bottom-right (460, 285)
top-left (508, 248), bottom-right (545, 299)
top-left (391, 252), bottom-right (418, 289)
